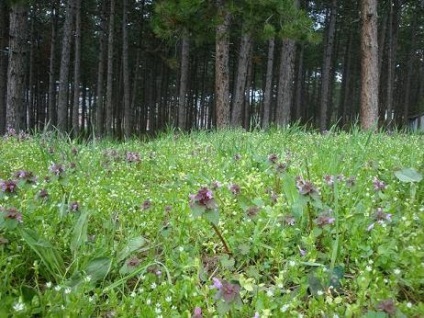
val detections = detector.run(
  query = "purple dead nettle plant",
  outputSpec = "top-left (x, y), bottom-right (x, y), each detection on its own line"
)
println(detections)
top-left (191, 307), bottom-right (203, 318)
top-left (14, 170), bottom-right (36, 183)
top-left (3, 207), bottom-right (23, 223)
top-left (38, 189), bottom-right (49, 200)
top-left (49, 163), bottom-right (65, 178)
top-left (211, 277), bottom-right (241, 304)
top-left (296, 177), bottom-right (320, 232)
top-left (141, 199), bottom-right (152, 210)
top-left (126, 151), bottom-right (141, 163)
top-left (372, 177), bottom-right (386, 191)
top-left (367, 207), bottom-right (392, 231)
top-left (229, 183), bottom-right (241, 195)
top-left (189, 187), bottom-right (231, 254)
top-left (69, 201), bottom-right (79, 212)
top-left (323, 175), bottom-right (335, 187)
top-left (0, 179), bottom-right (18, 193)
top-left (314, 210), bottom-right (336, 228)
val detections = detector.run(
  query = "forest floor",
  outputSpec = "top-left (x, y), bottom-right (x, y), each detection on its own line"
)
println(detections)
top-left (0, 128), bottom-right (423, 317)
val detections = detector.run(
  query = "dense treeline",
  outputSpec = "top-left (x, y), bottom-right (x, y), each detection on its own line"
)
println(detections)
top-left (0, 0), bottom-right (423, 137)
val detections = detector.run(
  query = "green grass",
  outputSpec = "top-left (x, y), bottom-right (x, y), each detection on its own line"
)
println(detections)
top-left (0, 128), bottom-right (423, 317)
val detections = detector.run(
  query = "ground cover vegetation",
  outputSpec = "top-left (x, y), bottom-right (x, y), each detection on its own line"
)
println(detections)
top-left (0, 128), bottom-right (423, 317)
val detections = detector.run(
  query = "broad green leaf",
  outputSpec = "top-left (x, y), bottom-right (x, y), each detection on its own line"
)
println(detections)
top-left (394, 168), bottom-right (422, 183)
top-left (307, 273), bottom-right (324, 296)
top-left (117, 236), bottom-right (147, 262)
top-left (219, 254), bottom-right (235, 270)
top-left (85, 257), bottom-right (112, 283)
top-left (203, 209), bottom-right (219, 225)
top-left (70, 209), bottom-right (89, 254)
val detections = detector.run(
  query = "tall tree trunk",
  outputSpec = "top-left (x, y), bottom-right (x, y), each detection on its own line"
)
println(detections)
top-left (360, 0), bottom-right (379, 130)
top-left (105, 0), bottom-right (115, 136)
top-left (95, 0), bottom-right (107, 136)
top-left (48, 0), bottom-right (58, 128)
top-left (231, 32), bottom-right (252, 127)
top-left (72, 0), bottom-right (81, 136)
top-left (178, 28), bottom-right (190, 130)
top-left (215, 0), bottom-right (231, 129)
top-left (6, 3), bottom-right (28, 132)
top-left (262, 37), bottom-right (275, 129)
top-left (0, 1), bottom-right (9, 134)
top-left (122, 0), bottom-right (132, 137)
top-left (319, 0), bottom-right (337, 131)
top-left (276, 38), bottom-right (296, 127)
top-left (57, 0), bottom-right (74, 132)
top-left (294, 43), bottom-right (304, 122)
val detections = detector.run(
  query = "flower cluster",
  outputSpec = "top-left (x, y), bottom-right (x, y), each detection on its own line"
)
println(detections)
top-left (212, 277), bottom-right (241, 304)
top-left (296, 177), bottom-right (318, 196)
top-left (0, 179), bottom-right (18, 193)
top-left (189, 187), bottom-right (217, 211)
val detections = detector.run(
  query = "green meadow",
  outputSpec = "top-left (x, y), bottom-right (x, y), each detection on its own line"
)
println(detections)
top-left (0, 129), bottom-right (423, 317)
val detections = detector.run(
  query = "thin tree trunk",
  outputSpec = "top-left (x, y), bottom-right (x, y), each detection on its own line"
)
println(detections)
top-left (215, 0), bottom-right (231, 129)
top-left (6, 3), bottom-right (28, 132)
top-left (72, 0), bottom-right (81, 136)
top-left (319, 0), bottom-right (337, 131)
top-left (122, 0), bottom-right (132, 137)
top-left (294, 43), bottom-right (304, 122)
top-left (95, 0), bottom-right (107, 136)
top-left (360, 0), bottom-right (379, 130)
top-left (231, 32), bottom-right (252, 127)
top-left (0, 2), bottom-right (9, 134)
top-left (262, 37), bottom-right (275, 129)
top-left (178, 28), bottom-right (190, 130)
top-left (105, 0), bottom-right (115, 136)
top-left (57, 0), bottom-right (74, 132)
top-left (48, 0), bottom-right (58, 128)
top-left (276, 38), bottom-right (296, 127)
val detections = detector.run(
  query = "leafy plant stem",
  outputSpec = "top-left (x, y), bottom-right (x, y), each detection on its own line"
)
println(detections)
top-left (210, 222), bottom-right (232, 255)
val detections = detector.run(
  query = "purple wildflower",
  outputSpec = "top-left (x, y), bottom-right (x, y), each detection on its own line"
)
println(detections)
top-left (229, 183), bottom-right (241, 195)
top-left (345, 176), bottom-right (356, 187)
top-left (211, 180), bottom-right (222, 190)
top-left (212, 277), bottom-right (223, 289)
top-left (14, 170), bottom-right (35, 183)
top-left (374, 207), bottom-right (391, 222)
top-left (126, 151), bottom-right (140, 163)
top-left (49, 163), bottom-right (65, 177)
top-left (141, 199), bottom-right (152, 210)
top-left (246, 206), bottom-right (260, 218)
top-left (276, 162), bottom-right (288, 173)
top-left (377, 299), bottom-right (396, 315)
top-left (69, 201), bottom-right (79, 212)
top-left (4, 207), bottom-right (23, 223)
top-left (190, 187), bottom-right (217, 211)
top-left (233, 154), bottom-right (241, 161)
top-left (126, 256), bottom-right (140, 268)
top-left (0, 179), bottom-right (18, 193)
top-left (314, 212), bottom-right (336, 228)
top-left (192, 307), bottom-right (203, 318)
top-left (268, 154), bottom-right (278, 164)
top-left (372, 177), bottom-right (386, 191)
top-left (220, 281), bottom-right (241, 303)
top-left (38, 189), bottom-right (49, 200)
top-left (323, 175), bottom-right (334, 186)
top-left (296, 177), bottom-right (318, 196)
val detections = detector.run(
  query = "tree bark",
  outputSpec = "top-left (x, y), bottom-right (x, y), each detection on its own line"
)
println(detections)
top-left (276, 38), bottom-right (296, 127)
top-left (122, 0), bottom-right (132, 137)
top-left (6, 3), bottom-right (28, 132)
top-left (105, 0), bottom-right (115, 136)
top-left (0, 2), bottom-right (9, 134)
top-left (231, 32), bottom-right (252, 128)
top-left (319, 0), bottom-right (337, 132)
top-left (72, 0), bottom-right (81, 136)
top-left (178, 28), bottom-right (190, 131)
top-left (57, 0), bottom-right (74, 132)
top-left (48, 0), bottom-right (58, 128)
top-left (215, 0), bottom-right (231, 129)
top-left (360, 0), bottom-right (379, 130)
top-left (262, 37), bottom-right (275, 129)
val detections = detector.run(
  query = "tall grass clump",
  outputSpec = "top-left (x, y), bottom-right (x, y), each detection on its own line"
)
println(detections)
top-left (0, 128), bottom-right (423, 317)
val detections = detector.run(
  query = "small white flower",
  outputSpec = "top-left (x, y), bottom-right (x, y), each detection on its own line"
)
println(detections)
top-left (280, 304), bottom-right (290, 312)
top-left (13, 301), bottom-right (25, 312)
top-left (266, 289), bottom-right (274, 297)
top-left (64, 287), bottom-right (71, 294)
top-left (130, 291), bottom-right (136, 297)
top-left (151, 282), bottom-right (157, 289)
top-left (317, 290), bottom-right (324, 296)
top-left (406, 302), bottom-right (412, 308)
top-left (84, 275), bottom-right (92, 283)
top-left (289, 260), bottom-right (296, 267)
top-left (394, 268), bottom-right (401, 275)
top-left (366, 265), bottom-right (372, 272)
top-left (54, 285), bottom-right (62, 291)
top-left (155, 307), bottom-right (162, 314)
top-left (165, 296), bottom-right (172, 303)
top-left (146, 299), bottom-right (151, 305)
top-left (179, 246), bottom-right (184, 252)
top-left (45, 282), bottom-right (52, 288)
